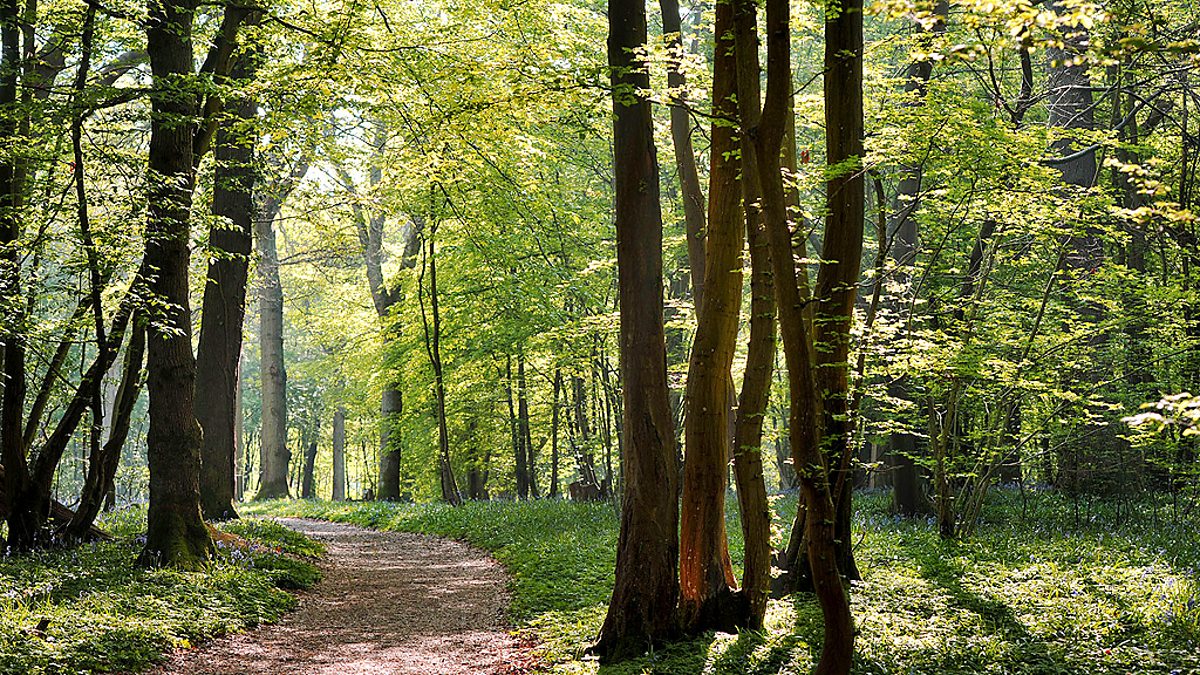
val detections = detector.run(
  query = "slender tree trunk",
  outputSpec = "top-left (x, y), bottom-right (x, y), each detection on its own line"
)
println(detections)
top-left (420, 224), bottom-right (460, 506)
top-left (592, 0), bottom-right (679, 660)
top-left (659, 0), bottom-right (706, 306)
top-left (301, 420), bottom-right (319, 499)
top-left (731, 117), bottom-right (778, 631)
top-left (138, 0), bottom-right (214, 567)
top-left (67, 320), bottom-right (146, 540)
top-left (254, 193), bottom-right (290, 500)
top-left (234, 358), bottom-right (244, 500)
top-left (337, 132), bottom-right (418, 502)
top-left (517, 350), bottom-right (538, 498)
top-left (733, 0), bottom-right (857, 670)
top-left (196, 40), bottom-right (259, 520)
top-left (887, 2), bottom-right (944, 518)
top-left (550, 367), bottom-right (561, 498)
top-left (678, 0), bottom-right (743, 633)
top-left (0, 0), bottom-right (29, 548)
top-left (332, 407), bottom-right (346, 500)
top-left (508, 356), bottom-right (528, 498)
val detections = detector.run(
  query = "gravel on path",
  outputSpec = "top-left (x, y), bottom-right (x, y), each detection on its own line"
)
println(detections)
top-left (152, 518), bottom-right (531, 675)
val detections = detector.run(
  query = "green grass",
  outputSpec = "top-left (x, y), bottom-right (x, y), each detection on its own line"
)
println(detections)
top-left (248, 490), bottom-right (1200, 674)
top-left (0, 511), bottom-right (322, 675)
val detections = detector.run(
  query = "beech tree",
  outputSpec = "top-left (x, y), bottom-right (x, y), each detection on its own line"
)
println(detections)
top-left (592, 0), bottom-right (679, 659)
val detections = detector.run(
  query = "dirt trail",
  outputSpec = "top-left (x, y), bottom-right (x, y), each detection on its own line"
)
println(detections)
top-left (153, 518), bottom-right (529, 675)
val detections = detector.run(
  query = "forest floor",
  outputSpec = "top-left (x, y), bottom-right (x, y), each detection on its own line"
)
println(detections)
top-left (248, 493), bottom-right (1200, 674)
top-left (153, 518), bottom-right (532, 675)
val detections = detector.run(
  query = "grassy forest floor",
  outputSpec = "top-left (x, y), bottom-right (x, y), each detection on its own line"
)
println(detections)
top-left (248, 490), bottom-right (1200, 675)
top-left (0, 513), bottom-right (321, 674)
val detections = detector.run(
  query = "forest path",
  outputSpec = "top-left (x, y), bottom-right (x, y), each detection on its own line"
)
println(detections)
top-left (153, 518), bottom-right (529, 675)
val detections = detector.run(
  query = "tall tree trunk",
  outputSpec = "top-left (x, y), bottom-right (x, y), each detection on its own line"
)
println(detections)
top-left (592, 0), bottom-right (679, 660)
top-left (550, 367), bottom-right (561, 498)
top-left (0, 0), bottom-right (29, 548)
top-left (234, 358), bottom-right (244, 500)
top-left (659, 0), bottom-right (706, 306)
top-left (731, 108), bottom-right (778, 631)
top-left (420, 224), bottom-right (460, 506)
top-left (300, 420), bottom-right (319, 499)
top-left (517, 350), bottom-right (538, 498)
top-left (196, 40), bottom-right (259, 520)
top-left (678, 0), bottom-right (743, 633)
top-left (733, 0), bottom-right (857, 670)
top-left (508, 356), bottom-right (528, 498)
top-left (332, 407), bottom-right (346, 500)
top-left (255, 196), bottom-right (290, 500)
top-left (337, 131), bottom-right (418, 502)
top-left (138, 0), bottom-right (214, 567)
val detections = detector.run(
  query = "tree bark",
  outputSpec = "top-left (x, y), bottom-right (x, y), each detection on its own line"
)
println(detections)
top-left (0, 0), bottom-right (29, 548)
top-left (678, 0), bottom-right (743, 634)
top-left (592, 0), bottom-right (679, 660)
top-left (732, 0), bottom-right (857, 670)
top-left (658, 0), bottom-right (706, 306)
top-left (886, 5), bottom-right (944, 518)
top-left (337, 131), bottom-right (420, 502)
top-left (332, 407), bottom-right (346, 500)
top-left (196, 39), bottom-right (259, 521)
top-left (550, 367), bottom-right (561, 498)
top-left (419, 223), bottom-right (461, 506)
top-left (517, 350), bottom-right (538, 498)
top-left (138, 0), bottom-right (214, 568)
top-left (300, 420), bottom-right (319, 498)
top-left (731, 98), bottom-right (778, 632)
top-left (508, 356), bottom-right (528, 498)
top-left (255, 188), bottom-right (290, 500)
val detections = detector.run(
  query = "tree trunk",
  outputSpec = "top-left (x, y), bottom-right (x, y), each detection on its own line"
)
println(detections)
top-left (592, 0), bottom-right (679, 660)
top-left (678, 0), bottom-right (743, 633)
top-left (508, 356), bottom-right (528, 498)
top-left (550, 367), bottom-right (561, 498)
top-left (66, 320), bottom-right (146, 540)
top-left (378, 387), bottom-right (403, 500)
top-left (420, 224), bottom-right (461, 506)
top-left (254, 189), bottom-right (290, 500)
top-left (731, 110), bottom-right (778, 632)
top-left (138, 0), bottom-right (214, 568)
top-left (517, 350), bottom-right (538, 498)
top-left (300, 420), bottom-right (319, 499)
top-left (0, 0), bottom-right (30, 549)
top-left (732, 0), bottom-right (857, 670)
top-left (234, 358), bottom-right (244, 500)
top-left (337, 132), bottom-right (419, 501)
top-left (810, 0), bottom-right (867, 586)
top-left (196, 42), bottom-right (259, 521)
top-left (658, 0), bottom-right (706, 307)
top-left (332, 407), bottom-right (346, 500)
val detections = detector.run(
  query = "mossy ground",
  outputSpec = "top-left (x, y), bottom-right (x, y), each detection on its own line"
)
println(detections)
top-left (249, 489), bottom-right (1200, 674)
top-left (0, 510), bottom-right (322, 675)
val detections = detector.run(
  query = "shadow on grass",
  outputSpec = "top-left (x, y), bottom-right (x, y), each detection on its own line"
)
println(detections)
top-left (911, 543), bottom-right (1067, 673)
top-left (594, 597), bottom-right (821, 675)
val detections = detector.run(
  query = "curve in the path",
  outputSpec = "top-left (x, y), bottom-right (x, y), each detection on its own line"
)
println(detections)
top-left (153, 518), bottom-right (529, 675)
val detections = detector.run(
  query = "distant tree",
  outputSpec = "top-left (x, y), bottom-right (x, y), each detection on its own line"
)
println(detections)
top-left (197, 29), bottom-right (262, 521)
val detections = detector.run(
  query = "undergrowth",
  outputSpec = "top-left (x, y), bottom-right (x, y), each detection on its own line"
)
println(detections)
top-left (249, 489), bottom-right (1200, 674)
top-left (0, 511), bottom-right (322, 675)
